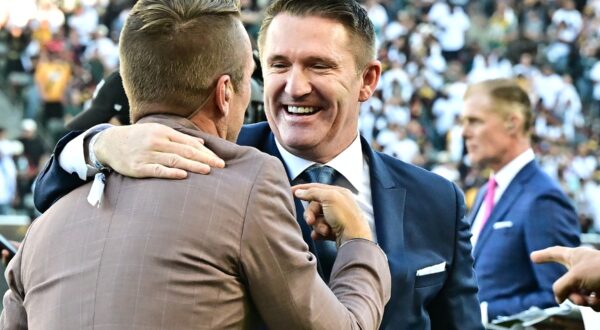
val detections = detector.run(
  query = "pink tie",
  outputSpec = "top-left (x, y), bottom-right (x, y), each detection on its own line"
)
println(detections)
top-left (480, 176), bottom-right (497, 232)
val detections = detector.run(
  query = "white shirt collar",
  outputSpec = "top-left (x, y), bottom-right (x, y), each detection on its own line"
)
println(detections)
top-left (493, 148), bottom-right (535, 191)
top-left (275, 134), bottom-right (364, 191)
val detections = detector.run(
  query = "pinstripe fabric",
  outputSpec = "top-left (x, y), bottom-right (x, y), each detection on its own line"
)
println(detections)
top-left (1, 115), bottom-right (390, 330)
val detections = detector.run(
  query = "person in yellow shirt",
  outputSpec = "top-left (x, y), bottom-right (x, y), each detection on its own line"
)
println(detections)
top-left (34, 48), bottom-right (72, 128)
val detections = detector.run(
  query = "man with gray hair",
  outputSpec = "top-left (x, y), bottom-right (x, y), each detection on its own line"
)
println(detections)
top-left (462, 78), bottom-right (579, 322)
top-left (1, 1), bottom-right (390, 328)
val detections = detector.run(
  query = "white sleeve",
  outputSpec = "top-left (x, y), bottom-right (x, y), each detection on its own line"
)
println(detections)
top-left (58, 124), bottom-right (112, 180)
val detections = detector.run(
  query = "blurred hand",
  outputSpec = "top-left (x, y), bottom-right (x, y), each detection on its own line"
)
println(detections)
top-left (1, 240), bottom-right (21, 266)
top-left (292, 183), bottom-right (371, 246)
top-left (95, 123), bottom-right (225, 179)
top-left (531, 246), bottom-right (600, 311)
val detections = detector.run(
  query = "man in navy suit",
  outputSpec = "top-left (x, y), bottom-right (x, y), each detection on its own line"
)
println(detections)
top-left (462, 79), bottom-right (580, 323)
top-left (33, 1), bottom-right (483, 328)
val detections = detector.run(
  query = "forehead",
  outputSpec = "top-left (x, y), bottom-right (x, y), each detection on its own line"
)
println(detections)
top-left (263, 13), bottom-right (353, 58)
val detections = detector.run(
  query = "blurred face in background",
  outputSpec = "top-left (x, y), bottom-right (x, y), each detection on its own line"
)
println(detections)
top-left (461, 93), bottom-right (516, 172)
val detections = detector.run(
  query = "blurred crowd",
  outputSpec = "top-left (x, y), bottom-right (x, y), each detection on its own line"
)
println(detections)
top-left (0, 0), bottom-right (599, 232)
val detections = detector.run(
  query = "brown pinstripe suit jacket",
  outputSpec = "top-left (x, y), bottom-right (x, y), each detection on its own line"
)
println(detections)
top-left (1, 115), bottom-right (390, 329)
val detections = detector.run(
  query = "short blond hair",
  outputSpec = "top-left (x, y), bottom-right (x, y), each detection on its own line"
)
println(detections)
top-left (464, 79), bottom-right (533, 134)
top-left (257, 0), bottom-right (376, 72)
top-left (120, 0), bottom-right (244, 122)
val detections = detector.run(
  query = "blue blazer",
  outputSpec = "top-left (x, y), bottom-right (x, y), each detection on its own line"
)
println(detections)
top-left (468, 160), bottom-right (580, 320)
top-left (34, 123), bottom-right (484, 330)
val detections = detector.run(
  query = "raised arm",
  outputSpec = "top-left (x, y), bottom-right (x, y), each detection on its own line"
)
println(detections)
top-left (241, 158), bottom-right (390, 329)
top-left (34, 123), bottom-right (224, 212)
top-left (92, 123), bottom-right (224, 179)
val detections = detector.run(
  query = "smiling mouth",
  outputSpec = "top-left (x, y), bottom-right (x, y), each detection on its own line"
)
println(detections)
top-left (285, 105), bottom-right (321, 115)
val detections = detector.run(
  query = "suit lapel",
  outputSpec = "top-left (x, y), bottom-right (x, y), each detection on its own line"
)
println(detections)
top-left (363, 139), bottom-right (405, 254)
top-left (473, 161), bottom-right (537, 262)
top-left (362, 138), bottom-right (407, 322)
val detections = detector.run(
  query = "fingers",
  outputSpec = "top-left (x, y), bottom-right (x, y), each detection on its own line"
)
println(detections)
top-left (311, 220), bottom-right (333, 238)
top-left (98, 123), bottom-right (225, 179)
top-left (138, 164), bottom-right (188, 179)
top-left (292, 184), bottom-right (347, 203)
top-left (531, 246), bottom-right (572, 268)
top-left (1, 249), bottom-right (11, 266)
top-left (304, 202), bottom-right (335, 240)
top-left (566, 293), bottom-right (589, 307)
top-left (310, 224), bottom-right (334, 240)
top-left (148, 152), bottom-right (212, 176)
top-left (553, 271), bottom-right (581, 304)
top-left (163, 131), bottom-right (225, 168)
top-left (585, 293), bottom-right (600, 309)
top-left (304, 201), bottom-right (322, 225)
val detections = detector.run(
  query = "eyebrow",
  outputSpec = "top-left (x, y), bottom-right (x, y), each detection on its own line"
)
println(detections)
top-left (266, 54), bottom-right (288, 63)
top-left (266, 54), bottom-right (338, 67)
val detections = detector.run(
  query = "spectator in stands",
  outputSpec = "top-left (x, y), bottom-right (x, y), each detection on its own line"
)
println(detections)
top-left (0, 127), bottom-right (19, 215)
top-left (34, 46), bottom-right (71, 128)
top-left (15, 119), bottom-right (48, 213)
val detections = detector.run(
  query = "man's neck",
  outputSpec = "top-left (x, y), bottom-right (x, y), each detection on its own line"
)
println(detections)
top-left (491, 139), bottom-right (530, 173)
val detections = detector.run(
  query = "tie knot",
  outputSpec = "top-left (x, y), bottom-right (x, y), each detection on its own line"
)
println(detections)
top-left (301, 165), bottom-right (339, 185)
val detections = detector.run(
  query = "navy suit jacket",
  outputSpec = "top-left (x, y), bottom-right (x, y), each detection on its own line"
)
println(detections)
top-left (34, 122), bottom-right (483, 330)
top-left (468, 160), bottom-right (580, 320)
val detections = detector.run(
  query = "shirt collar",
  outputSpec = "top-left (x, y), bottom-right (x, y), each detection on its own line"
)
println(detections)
top-left (493, 148), bottom-right (535, 189)
top-left (275, 134), bottom-right (365, 191)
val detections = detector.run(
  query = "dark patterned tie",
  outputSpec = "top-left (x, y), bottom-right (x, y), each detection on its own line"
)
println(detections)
top-left (300, 164), bottom-right (339, 282)
top-left (300, 164), bottom-right (339, 185)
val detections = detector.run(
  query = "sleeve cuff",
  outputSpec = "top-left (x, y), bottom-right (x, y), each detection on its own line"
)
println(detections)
top-left (58, 124), bottom-right (112, 180)
top-left (480, 301), bottom-right (489, 324)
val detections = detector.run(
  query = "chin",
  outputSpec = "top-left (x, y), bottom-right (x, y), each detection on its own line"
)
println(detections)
top-left (283, 137), bottom-right (320, 152)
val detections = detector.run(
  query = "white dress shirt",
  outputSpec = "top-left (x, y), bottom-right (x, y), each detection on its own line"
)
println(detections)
top-left (275, 135), bottom-right (376, 242)
top-left (471, 148), bottom-right (535, 246)
top-left (58, 124), bottom-right (112, 180)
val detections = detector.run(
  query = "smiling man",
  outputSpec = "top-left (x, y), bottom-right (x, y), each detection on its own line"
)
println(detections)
top-left (34, 1), bottom-right (482, 329)
top-left (259, 11), bottom-right (376, 163)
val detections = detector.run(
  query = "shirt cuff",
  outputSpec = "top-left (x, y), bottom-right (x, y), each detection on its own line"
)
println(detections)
top-left (480, 301), bottom-right (489, 324)
top-left (58, 124), bottom-right (112, 180)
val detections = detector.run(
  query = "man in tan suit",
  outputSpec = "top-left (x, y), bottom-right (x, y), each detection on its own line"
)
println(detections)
top-left (0, 0), bottom-right (391, 329)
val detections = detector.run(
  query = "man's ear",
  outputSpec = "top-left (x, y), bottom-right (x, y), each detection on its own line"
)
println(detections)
top-left (505, 114), bottom-right (521, 134)
top-left (359, 60), bottom-right (382, 102)
top-left (215, 75), bottom-right (233, 117)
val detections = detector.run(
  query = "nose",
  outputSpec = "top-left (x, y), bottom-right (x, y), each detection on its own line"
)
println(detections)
top-left (461, 124), bottom-right (471, 139)
top-left (284, 66), bottom-right (311, 98)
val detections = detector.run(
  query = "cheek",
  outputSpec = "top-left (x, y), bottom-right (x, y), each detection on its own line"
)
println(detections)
top-left (263, 75), bottom-right (281, 100)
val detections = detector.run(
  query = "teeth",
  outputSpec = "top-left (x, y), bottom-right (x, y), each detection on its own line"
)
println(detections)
top-left (287, 106), bottom-right (317, 114)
